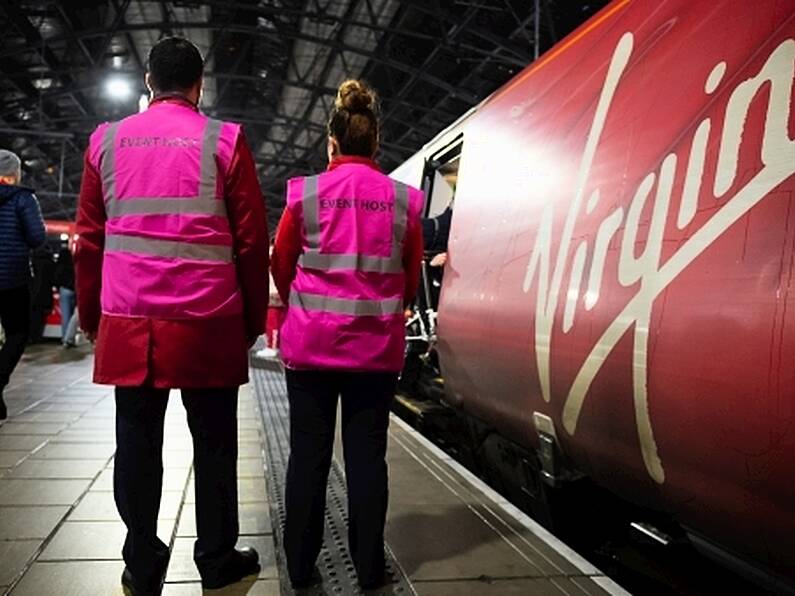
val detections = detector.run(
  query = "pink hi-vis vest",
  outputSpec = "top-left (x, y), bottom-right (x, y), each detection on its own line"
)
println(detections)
top-left (279, 164), bottom-right (424, 372)
top-left (88, 101), bottom-right (243, 320)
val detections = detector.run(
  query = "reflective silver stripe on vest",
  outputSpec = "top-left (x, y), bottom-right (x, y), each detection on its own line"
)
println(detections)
top-left (391, 180), bottom-right (409, 254)
top-left (105, 234), bottom-right (233, 263)
top-left (301, 175), bottom-right (321, 249)
top-left (105, 197), bottom-right (227, 219)
top-left (290, 291), bottom-right (403, 316)
top-left (298, 178), bottom-right (409, 274)
top-left (101, 122), bottom-right (121, 202)
top-left (101, 118), bottom-right (228, 219)
top-left (299, 252), bottom-right (401, 274)
top-left (198, 119), bottom-right (223, 202)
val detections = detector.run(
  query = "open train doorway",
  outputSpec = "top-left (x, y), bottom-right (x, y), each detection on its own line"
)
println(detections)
top-left (399, 136), bottom-right (463, 421)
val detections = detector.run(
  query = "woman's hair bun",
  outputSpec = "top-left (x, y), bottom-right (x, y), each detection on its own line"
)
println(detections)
top-left (328, 79), bottom-right (380, 157)
top-left (335, 79), bottom-right (377, 112)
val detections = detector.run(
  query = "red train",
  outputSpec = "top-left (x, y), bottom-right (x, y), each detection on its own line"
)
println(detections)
top-left (392, 0), bottom-right (795, 590)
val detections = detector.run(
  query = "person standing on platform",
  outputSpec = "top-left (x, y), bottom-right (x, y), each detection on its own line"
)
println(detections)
top-left (54, 245), bottom-right (76, 347)
top-left (0, 149), bottom-right (46, 421)
top-left (27, 243), bottom-right (55, 344)
top-left (74, 37), bottom-right (269, 595)
top-left (271, 79), bottom-right (424, 590)
top-left (264, 244), bottom-right (285, 354)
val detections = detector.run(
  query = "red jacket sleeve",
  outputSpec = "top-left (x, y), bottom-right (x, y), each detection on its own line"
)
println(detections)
top-left (225, 132), bottom-right (270, 342)
top-left (270, 207), bottom-right (302, 305)
top-left (402, 217), bottom-right (423, 306)
top-left (74, 148), bottom-right (105, 335)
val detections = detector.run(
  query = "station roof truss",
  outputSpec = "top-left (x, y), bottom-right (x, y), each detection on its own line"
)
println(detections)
top-left (0, 0), bottom-right (608, 225)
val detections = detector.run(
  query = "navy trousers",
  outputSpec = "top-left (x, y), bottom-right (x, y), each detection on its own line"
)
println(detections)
top-left (0, 284), bottom-right (30, 392)
top-left (283, 369), bottom-right (396, 586)
top-left (114, 386), bottom-right (239, 588)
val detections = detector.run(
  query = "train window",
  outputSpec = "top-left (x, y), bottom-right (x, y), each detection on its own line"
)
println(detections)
top-left (421, 134), bottom-right (462, 218)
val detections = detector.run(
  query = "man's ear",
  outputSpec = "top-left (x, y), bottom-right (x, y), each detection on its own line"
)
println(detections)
top-left (194, 76), bottom-right (204, 107)
top-left (145, 73), bottom-right (153, 96)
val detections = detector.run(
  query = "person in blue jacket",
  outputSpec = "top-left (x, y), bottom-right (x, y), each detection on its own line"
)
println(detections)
top-left (0, 149), bottom-right (46, 421)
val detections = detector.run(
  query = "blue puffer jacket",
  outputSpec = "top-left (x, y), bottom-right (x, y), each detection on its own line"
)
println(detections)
top-left (0, 184), bottom-right (47, 290)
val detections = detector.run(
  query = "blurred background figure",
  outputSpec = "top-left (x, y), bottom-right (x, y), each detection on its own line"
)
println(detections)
top-left (27, 244), bottom-right (55, 344)
top-left (54, 244), bottom-right (77, 347)
top-left (0, 148), bottom-right (46, 421)
top-left (256, 245), bottom-right (284, 359)
top-left (420, 201), bottom-right (452, 254)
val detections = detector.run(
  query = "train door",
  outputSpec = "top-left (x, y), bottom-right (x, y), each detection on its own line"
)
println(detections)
top-left (401, 136), bottom-right (462, 399)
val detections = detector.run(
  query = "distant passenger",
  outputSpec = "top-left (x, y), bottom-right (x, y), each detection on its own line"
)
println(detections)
top-left (261, 244), bottom-right (284, 357)
top-left (54, 245), bottom-right (76, 347)
top-left (271, 79), bottom-right (424, 590)
top-left (0, 149), bottom-right (46, 421)
top-left (74, 36), bottom-right (269, 594)
top-left (27, 243), bottom-right (55, 344)
top-left (421, 202), bottom-right (452, 253)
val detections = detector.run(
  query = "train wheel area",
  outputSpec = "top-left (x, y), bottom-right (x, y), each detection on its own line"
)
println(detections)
top-left (391, 381), bottom-right (789, 596)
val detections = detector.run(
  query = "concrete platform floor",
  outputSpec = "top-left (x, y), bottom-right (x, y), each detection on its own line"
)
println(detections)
top-left (2, 344), bottom-right (629, 596)
top-left (0, 344), bottom-right (277, 595)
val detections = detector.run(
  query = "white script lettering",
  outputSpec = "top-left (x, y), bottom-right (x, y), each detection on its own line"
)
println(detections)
top-left (523, 34), bottom-right (795, 484)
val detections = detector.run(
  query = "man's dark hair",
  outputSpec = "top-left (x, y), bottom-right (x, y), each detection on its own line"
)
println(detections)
top-left (147, 37), bottom-right (204, 92)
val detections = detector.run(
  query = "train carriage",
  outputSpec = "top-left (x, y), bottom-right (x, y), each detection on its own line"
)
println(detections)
top-left (392, 0), bottom-right (795, 590)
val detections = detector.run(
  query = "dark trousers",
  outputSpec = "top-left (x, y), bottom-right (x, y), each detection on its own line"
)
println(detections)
top-left (0, 285), bottom-right (31, 392)
top-left (283, 369), bottom-right (396, 585)
top-left (114, 386), bottom-right (239, 588)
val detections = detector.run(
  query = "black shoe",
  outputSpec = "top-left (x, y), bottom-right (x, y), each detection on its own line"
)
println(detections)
top-left (359, 571), bottom-right (388, 591)
top-left (121, 567), bottom-right (163, 596)
top-left (201, 547), bottom-right (260, 589)
top-left (290, 566), bottom-right (322, 590)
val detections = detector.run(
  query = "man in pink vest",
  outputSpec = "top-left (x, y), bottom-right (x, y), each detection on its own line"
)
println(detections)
top-left (271, 79), bottom-right (424, 590)
top-left (75, 37), bottom-right (269, 594)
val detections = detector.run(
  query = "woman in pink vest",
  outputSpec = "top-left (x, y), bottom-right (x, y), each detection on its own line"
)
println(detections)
top-left (271, 79), bottom-right (424, 590)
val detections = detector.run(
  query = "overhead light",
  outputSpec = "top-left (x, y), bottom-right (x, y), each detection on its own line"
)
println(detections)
top-left (32, 78), bottom-right (53, 90)
top-left (60, 233), bottom-right (69, 241)
top-left (106, 77), bottom-right (132, 100)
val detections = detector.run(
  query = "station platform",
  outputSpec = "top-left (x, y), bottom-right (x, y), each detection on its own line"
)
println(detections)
top-left (0, 345), bottom-right (276, 595)
top-left (0, 345), bottom-right (629, 596)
